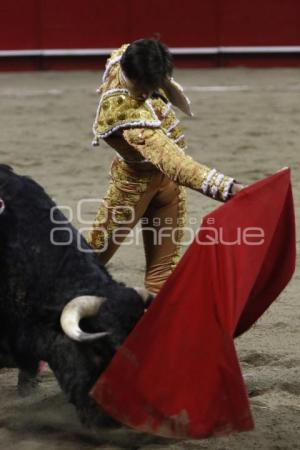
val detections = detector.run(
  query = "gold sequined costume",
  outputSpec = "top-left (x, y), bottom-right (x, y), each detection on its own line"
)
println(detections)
top-left (89, 45), bottom-right (234, 294)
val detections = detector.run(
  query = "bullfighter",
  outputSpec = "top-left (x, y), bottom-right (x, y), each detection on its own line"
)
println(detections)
top-left (89, 38), bottom-right (244, 294)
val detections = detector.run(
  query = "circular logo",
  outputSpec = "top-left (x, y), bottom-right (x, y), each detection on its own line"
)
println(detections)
top-left (0, 198), bottom-right (5, 215)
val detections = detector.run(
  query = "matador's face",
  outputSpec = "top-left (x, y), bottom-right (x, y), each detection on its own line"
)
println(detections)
top-left (121, 69), bottom-right (157, 102)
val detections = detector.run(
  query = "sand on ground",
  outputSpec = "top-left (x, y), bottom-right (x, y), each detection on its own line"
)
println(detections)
top-left (0, 67), bottom-right (299, 450)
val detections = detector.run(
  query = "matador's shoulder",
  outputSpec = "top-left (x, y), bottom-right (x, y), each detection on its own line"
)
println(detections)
top-left (92, 44), bottom-right (162, 143)
top-left (102, 44), bottom-right (129, 83)
top-left (92, 90), bottom-right (161, 141)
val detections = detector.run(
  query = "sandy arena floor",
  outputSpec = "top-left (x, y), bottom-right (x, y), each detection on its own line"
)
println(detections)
top-left (0, 67), bottom-right (299, 450)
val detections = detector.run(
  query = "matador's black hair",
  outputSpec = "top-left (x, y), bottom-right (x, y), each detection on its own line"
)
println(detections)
top-left (120, 38), bottom-right (173, 89)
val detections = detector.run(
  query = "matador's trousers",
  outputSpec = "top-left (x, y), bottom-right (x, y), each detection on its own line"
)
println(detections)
top-left (88, 157), bottom-right (186, 294)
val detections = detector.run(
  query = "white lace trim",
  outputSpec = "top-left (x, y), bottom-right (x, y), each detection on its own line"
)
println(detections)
top-left (210, 175), bottom-right (224, 198)
top-left (145, 99), bottom-right (160, 122)
top-left (102, 55), bottom-right (122, 82)
top-left (116, 153), bottom-right (151, 164)
top-left (221, 177), bottom-right (235, 201)
top-left (174, 134), bottom-right (185, 144)
top-left (162, 102), bottom-right (172, 117)
top-left (210, 185), bottom-right (218, 198)
top-left (200, 168), bottom-right (217, 194)
top-left (209, 173), bottom-right (225, 198)
top-left (214, 173), bottom-right (225, 187)
top-left (92, 88), bottom-right (161, 142)
top-left (100, 87), bottom-right (129, 102)
top-left (200, 169), bottom-right (233, 201)
top-left (93, 119), bottom-right (161, 140)
top-left (92, 88), bottom-right (131, 141)
top-left (167, 119), bottom-right (180, 136)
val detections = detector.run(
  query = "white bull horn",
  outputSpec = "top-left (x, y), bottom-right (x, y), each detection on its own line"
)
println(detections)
top-left (60, 296), bottom-right (109, 342)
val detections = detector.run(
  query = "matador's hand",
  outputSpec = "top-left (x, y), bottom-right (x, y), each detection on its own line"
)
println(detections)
top-left (230, 183), bottom-right (245, 196)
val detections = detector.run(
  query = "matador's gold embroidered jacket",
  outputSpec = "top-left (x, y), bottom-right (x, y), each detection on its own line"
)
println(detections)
top-left (92, 44), bottom-right (234, 201)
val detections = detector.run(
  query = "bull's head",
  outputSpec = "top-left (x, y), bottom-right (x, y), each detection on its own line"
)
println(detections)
top-left (60, 288), bottom-right (153, 342)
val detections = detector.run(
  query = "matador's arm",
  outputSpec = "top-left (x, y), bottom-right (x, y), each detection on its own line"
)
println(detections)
top-left (123, 128), bottom-right (234, 202)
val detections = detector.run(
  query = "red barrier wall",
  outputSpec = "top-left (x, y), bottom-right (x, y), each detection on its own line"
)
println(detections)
top-left (129, 0), bottom-right (218, 47)
top-left (40, 0), bottom-right (129, 49)
top-left (0, 0), bottom-right (300, 69)
top-left (220, 0), bottom-right (300, 46)
top-left (0, 0), bottom-right (40, 49)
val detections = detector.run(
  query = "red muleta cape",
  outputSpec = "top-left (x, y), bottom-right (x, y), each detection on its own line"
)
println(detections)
top-left (90, 169), bottom-right (296, 439)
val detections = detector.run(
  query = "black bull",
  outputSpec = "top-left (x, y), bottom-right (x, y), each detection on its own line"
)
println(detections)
top-left (0, 164), bottom-right (151, 426)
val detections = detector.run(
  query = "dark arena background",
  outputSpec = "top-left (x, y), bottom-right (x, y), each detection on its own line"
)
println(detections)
top-left (0, 1), bottom-right (299, 449)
